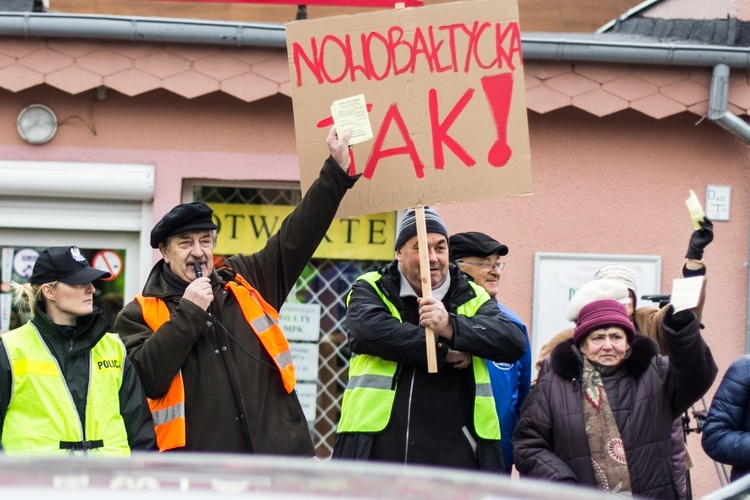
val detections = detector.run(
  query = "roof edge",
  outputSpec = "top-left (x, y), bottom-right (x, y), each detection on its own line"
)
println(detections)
top-left (2, 13), bottom-right (750, 68)
top-left (0, 12), bottom-right (287, 47)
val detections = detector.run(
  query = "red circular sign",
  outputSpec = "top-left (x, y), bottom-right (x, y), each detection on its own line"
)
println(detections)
top-left (91, 250), bottom-right (123, 281)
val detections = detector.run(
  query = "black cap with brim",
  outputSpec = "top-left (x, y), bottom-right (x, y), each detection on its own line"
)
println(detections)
top-left (150, 201), bottom-right (218, 249)
top-left (29, 246), bottom-right (111, 285)
top-left (448, 232), bottom-right (508, 261)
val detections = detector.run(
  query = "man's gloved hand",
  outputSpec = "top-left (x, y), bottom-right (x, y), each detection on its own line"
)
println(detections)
top-left (685, 217), bottom-right (714, 260)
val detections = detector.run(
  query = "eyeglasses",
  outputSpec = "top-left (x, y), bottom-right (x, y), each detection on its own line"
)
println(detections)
top-left (457, 260), bottom-right (505, 271)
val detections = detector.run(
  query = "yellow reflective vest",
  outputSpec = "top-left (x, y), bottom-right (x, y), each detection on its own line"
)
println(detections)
top-left (337, 271), bottom-right (501, 440)
top-left (1, 322), bottom-right (130, 456)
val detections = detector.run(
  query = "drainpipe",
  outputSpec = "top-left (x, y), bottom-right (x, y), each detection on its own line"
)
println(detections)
top-left (708, 64), bottom-right (750, 143)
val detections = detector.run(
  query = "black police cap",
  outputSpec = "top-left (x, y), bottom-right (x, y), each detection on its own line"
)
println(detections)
top-left (30, 246), bottom-right (110, 285)
top-left (150, 202), bottom-right (218, 249)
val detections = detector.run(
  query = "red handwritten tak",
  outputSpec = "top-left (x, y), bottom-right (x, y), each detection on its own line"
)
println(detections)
top-left (315, 72), bottom-right (514, 179)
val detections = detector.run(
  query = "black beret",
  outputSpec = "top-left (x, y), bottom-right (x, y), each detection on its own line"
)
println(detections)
top-left (448, 232), bottom-right (508, 261)
top-left (150, 202), bottom-right (218, 249)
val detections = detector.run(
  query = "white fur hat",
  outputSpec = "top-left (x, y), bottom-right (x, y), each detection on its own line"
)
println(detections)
top-left (566, 279), bottom-right (631, 322)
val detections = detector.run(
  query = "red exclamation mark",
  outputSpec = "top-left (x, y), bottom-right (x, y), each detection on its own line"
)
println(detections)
top-left (481, 73), bottom-right (514, 167)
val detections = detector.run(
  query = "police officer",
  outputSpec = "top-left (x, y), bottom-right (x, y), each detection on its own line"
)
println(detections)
top-left (0, 246), bottom-right (155, 455)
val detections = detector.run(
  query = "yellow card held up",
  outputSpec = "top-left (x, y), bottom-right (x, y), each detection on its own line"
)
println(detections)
top-left (330, 94), bottom-right (373, 146)
top-left (685, 190), bottom-right (705, 231)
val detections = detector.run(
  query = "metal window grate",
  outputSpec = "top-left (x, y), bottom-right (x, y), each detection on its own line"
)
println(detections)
top-left (194, 183), bottom-right (388, 457)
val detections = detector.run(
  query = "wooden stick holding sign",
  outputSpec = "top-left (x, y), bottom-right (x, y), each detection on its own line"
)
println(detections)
top-left (414, 206), bottom-right (438, 373)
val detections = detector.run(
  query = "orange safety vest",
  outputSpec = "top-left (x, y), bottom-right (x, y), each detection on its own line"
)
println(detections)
top-left (135, 294), bottom-right (186, 453)
top-left (135, 271), bottom-right (296, 452)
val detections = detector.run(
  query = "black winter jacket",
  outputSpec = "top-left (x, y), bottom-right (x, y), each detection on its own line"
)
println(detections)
top-left (513, 309), bottom-right (717, 498)
top-left (0, 309), bottom-right (156, 452)
top-left (702, 354), bottom-right (750, 482)
top-left (334, 261), bottom-right (527, 471)
top-left (116, 157), bottom-right (357, 455)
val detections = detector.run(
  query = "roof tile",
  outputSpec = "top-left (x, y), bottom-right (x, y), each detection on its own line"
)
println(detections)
top-left (729, 83), bottom-right (750, 110)
top-left (252, 56), bottom-right (290, 84)
top-left (544, 72), bottom-right (599, 97)
top-left (279, 80), bottom-right (292, 98)
top-left (105, 68), bottom-right (162, 96)
top-left (574, 63), bottom-right (629, 84)
top-left (46, 66), bottom-right (102, 94)
top-left (525, 85), bottom-right (571, 114)
top-left (523, 61), bottom-right (573, 80)
top-left (728, 102), bottom-right (745, 116)
top-left (687, 101), bottom-right (709, 116)
top-left (689, 69), bottom-right (712, 87)
top-left (47, 40), bottom-right (100, 58)
top-left (194, 53), bottom-right (250, 80)
top-left (0, 52), bottom-right (15, 70)
top-left (19, 47), bottom-right (73, 74)
top-left (632, 66), bottom-right (687, 87)
top-left (573, 89), bottom-right (629, 117)
top-left (0, 65), bottom-right (44, 92)
top-left (661, 78), bottom-right (709, 106)
top-left (107, 42), bottom-right (161, 59)
top-left (603, 74), bottom-right (658, 101)
top-left (77, 49), bottom-right (133, 76)
top-left (631, 93), bottom-right (686, 119)
top-left (167, 44), bottom-right (221, 62)
top-left (229, 48), bottom-right (283, 65)
top-left (162, 70), bottom-right (220, 98)
top-left (0, 39), bottom-right (45, 58)
top-left (525, 73), bottom-right (542, 90)
top-left (135, 51), bottom-right (191, 78)
top-left (222, 72), bottom-right (279, 102)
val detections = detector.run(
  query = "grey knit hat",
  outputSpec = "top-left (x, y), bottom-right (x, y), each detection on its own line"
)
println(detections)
top-left (395, 207), bottom-right (448, 250)
top-left (566, 279), bottom-right (631, 321)
top-left (594, 264), bottom-right (638, 309)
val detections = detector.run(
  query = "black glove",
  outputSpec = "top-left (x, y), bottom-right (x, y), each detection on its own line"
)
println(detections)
top-left (685, 217), bottom-right (713, 260)
top-left (663, 305), bottom-right (696, 330)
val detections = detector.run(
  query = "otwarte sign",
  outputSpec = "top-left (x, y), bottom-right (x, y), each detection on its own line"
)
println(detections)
top-left (211, 203), bottom-right (396, 260)
top-left (286, 0), bottom-right (532, 218)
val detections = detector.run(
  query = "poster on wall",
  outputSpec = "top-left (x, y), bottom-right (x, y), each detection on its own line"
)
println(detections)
top-left (286, 0), bottom-right (532, 218)
top-left (531, 253), bottom-right (662, 375)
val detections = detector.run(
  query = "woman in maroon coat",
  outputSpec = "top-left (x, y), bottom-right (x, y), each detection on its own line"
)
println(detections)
top-left (514, 299), bottom-right (716, 498)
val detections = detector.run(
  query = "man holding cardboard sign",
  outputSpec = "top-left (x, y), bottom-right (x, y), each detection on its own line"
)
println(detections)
top-left (334, 207), bottom-right (525, 471)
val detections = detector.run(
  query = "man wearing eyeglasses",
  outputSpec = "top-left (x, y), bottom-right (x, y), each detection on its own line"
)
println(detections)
top-left (334, 209), bottom-right (526, 472)
top-left (449, 231), bottom-right (532, 474)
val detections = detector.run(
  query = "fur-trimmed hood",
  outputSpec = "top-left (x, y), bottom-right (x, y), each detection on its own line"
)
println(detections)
top-left (550, 335), bottom-right (659, 381)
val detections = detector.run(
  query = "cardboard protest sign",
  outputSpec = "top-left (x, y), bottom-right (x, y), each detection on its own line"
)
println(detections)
top-left (286, 0), bottom-right (532, 218)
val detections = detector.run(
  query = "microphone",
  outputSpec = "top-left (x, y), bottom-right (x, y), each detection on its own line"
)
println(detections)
top-left (193, 262), bottom-right (203, 278)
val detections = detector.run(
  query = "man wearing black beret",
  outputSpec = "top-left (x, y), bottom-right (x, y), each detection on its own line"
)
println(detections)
top-left (449, 231), bottom-right (531, 475)
top-left (115, 128), bottom-right (358, 456)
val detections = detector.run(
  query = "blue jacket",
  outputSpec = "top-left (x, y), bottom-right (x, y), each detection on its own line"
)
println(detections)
top-left (487, 302), bottom-right (531, 472)
top-left (702, 354), bottom-right (750, 482)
